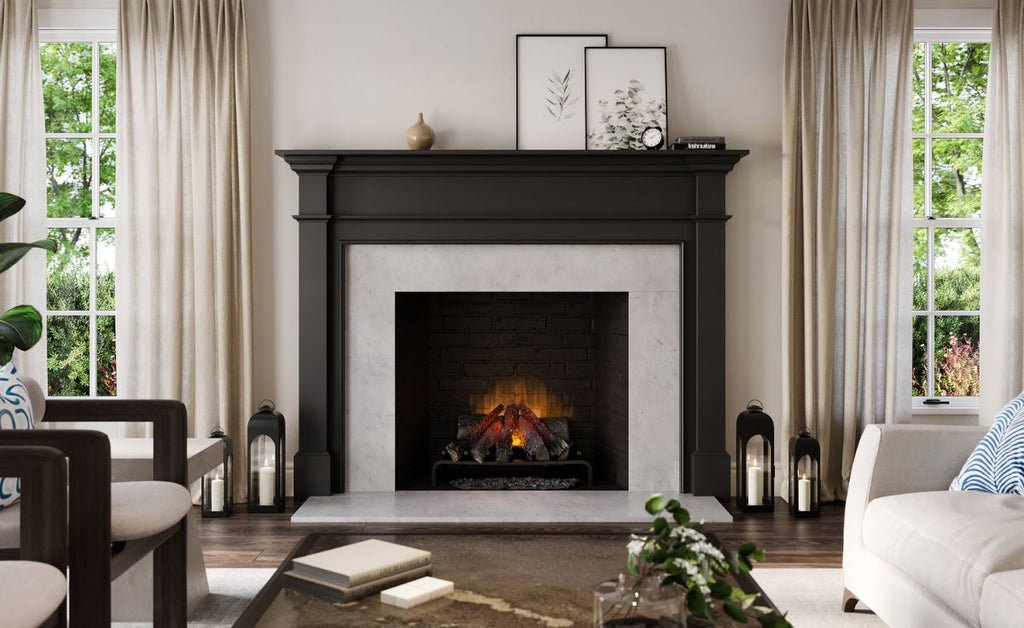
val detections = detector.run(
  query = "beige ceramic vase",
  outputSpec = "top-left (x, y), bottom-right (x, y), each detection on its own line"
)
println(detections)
top-left (405, 113), bottom-right (435, 150)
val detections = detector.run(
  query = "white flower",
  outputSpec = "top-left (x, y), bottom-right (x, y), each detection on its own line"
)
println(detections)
top-left (627, 539), bottom-right (646, 557)
top-left (689, 541), bottom-right (725, 563)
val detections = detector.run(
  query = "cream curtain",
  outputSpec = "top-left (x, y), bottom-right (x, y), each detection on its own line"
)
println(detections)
top-left (782, 0), bottom-right (914, 501)
top-left (980, 0), bottom-right (1024, 425)
top-left (0, 0), bottom-right (46, 381)
top-left (117, 0), bottom-right (253, 497)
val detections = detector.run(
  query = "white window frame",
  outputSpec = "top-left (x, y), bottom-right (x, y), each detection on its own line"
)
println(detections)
top-left (39, 26), bottom-right (117, 397)
top-left (911, 22), bottom-right (990, 411)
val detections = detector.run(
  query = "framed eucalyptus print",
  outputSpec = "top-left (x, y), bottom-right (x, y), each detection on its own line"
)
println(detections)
top-left (516, 34), bottom-right (607, 149)
top-left (585, 47), bottom-right (667, 150)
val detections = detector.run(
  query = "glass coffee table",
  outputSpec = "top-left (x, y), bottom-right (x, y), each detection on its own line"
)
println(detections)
top-left (236, 531), bottom-right (778, 627)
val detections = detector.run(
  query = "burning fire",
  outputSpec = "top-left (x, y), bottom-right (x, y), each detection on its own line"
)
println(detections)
top-left (468, 376), bottom-right (572, 420)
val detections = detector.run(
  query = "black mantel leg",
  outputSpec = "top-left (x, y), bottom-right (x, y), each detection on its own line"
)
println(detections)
top-left (687, 172), bottom-right (732, 498)
top-left (291, 155), bottom-right (337, 498)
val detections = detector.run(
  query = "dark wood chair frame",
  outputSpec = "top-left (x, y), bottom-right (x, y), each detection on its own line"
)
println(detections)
top-left (0, 399), bottom-right (187, 627)
top-left (0, 445), bottom-right (68, 628)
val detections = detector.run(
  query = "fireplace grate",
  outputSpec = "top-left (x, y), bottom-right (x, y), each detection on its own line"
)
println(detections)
top-left (430, 458), bottom-right (593, 487)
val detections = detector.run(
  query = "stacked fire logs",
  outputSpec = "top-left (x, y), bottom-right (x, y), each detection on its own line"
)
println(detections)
top-left (444, 402), bottom-right (571, 463)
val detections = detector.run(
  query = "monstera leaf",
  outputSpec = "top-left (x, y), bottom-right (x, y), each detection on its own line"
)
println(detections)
top-left (0, 192), bottom-right (57, 364)
top-left (0, 305), bottom-right (43, 364)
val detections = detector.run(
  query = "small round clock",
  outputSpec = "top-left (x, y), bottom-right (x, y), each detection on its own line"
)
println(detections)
top-left (641, 126), bottom-right (665, 150)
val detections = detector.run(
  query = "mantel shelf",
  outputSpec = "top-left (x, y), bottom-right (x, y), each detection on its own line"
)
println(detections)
top-left (275, 149), bottom-right (749, 177)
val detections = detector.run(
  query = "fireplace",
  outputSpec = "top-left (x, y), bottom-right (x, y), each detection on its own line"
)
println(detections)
top-left (277, 149), bottom-right (747, 499)
top-left (395, 291), bottom-right (628, 490)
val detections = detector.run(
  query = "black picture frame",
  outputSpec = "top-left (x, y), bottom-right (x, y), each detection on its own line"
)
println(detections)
top-left (516, 33), bottom-right (608, 150)
top-left (584, 46), bottom-right (668, 150)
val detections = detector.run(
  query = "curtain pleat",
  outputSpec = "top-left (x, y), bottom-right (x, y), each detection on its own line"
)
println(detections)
top-left (980, 0), bottom-right (1024, 425)
top-left (782, 0), bottom-right (914, 501)
top-left (0, 0), bottom-right (46, 380)
top-left (117, 0), bottom-right (253, 500)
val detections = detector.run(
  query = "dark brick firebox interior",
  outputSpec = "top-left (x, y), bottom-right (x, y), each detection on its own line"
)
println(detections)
top-left (395, 292), bottom-right (628, 490)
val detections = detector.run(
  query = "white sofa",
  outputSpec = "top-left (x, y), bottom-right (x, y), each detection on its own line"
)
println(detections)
top-left (843, 424), bottom-right (1024, 627)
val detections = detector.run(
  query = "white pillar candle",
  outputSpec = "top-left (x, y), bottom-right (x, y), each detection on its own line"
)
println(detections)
top-left (210, 477), bottom-right (225, 512)
top-left (259, 464), bottom-right (276, 506)
top-left (798, 476), bottom-right (811, 512)
top-left (746, 465), bottom-right (763, 506)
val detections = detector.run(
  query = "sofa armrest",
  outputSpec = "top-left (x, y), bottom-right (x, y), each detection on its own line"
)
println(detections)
top-left (42, 399), bottom-right (188, 487)
top-left (844, 424), bottom-right (987, 572)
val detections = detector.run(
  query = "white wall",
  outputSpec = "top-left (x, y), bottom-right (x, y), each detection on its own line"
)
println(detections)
top-left (246, 0), bottom-right (790, 489)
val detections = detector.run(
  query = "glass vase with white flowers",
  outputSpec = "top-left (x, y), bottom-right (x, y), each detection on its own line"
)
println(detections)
top-left (593, 494), bottom-right (792, 627)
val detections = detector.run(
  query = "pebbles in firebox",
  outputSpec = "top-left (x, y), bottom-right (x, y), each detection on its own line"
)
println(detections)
top-left (449, 476), bottom-right (579, 490)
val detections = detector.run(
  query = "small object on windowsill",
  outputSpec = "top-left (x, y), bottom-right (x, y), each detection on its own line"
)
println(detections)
top-left (923, 398), bottom-right (951, 405)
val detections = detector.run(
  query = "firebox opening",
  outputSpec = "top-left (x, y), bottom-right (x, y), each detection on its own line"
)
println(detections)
top-left (395, 292), bottom-right (628, 490)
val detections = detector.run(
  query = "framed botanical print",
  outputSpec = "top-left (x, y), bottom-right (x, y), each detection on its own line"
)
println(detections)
top-left (585, 47), bottom-right (668, 150)
top-left (516, 34), bottom-right (608, 149)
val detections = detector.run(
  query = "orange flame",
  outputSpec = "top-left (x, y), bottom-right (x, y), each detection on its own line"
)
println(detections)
top-left (468, 376), bottom-right (572, 419)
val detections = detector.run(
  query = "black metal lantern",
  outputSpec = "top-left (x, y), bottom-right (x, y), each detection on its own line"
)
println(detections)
top-left (201, 426), bottom-right (233, 518)
top-left (788, 428), bottom-right (821, 517)
top-left (735, 400), bottom-right (775, 513)
top-left (247, 400), bottom-right (285, 513)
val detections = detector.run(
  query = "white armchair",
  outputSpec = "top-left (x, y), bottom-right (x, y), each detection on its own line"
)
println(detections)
top-left (843, 423), bottom-right (1024, 627)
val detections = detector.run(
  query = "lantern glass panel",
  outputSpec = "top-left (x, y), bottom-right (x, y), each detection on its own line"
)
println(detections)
top-left (795, 454), bottom-right (819, 513)
top-left (745, 436), bottom-right (766, 469)
top-left (206, 463), bottom-right (226, 513)
top-left (744, 435), bottom-right (769, 507)
top-left (250, 434), bottom-right (278, 506)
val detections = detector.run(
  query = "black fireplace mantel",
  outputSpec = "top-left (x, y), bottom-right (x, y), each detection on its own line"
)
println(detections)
top-left (276, 149), bottom-right (748, 499)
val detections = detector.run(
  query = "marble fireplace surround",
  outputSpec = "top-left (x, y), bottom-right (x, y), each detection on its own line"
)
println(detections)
top-left (350, 244), bottom-right (678, 492)
top-left (277, 149), bottom-right (747, 500)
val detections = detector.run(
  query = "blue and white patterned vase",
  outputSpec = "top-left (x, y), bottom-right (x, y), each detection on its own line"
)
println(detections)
top-left (0, 362), bottom-right (35, 510)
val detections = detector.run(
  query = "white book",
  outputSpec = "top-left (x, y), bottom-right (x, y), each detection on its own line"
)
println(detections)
top-left (291, 539), bottom-right (432, 587)
top-left (380, 576), bottom-right (454, 609)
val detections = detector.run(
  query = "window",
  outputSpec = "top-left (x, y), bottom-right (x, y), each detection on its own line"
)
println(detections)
top-left (911, 35), bottom-right (989, 405)
top-left (40, 32), bottom-right (117, 396)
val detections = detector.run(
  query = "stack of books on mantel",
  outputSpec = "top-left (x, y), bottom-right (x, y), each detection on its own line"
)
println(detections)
top-left (282, 539), bottom-right (436, 603)
top-left (670, 136), bottom-right (727, 150)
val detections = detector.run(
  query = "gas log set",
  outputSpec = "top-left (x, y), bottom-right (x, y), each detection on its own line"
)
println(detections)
top-left (444, 402), bottom-right (571, 464)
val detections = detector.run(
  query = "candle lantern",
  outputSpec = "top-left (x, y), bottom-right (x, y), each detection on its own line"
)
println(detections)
top-left (247, 400), bottom-right (285, 513)
top-left (201, 426), bottom-right (233, 518)
top-left (735, 400), bottom-right (775, 513)
top-left (788, 428), bottom-right (821, 518)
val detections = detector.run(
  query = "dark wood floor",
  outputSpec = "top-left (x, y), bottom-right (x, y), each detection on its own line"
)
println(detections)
top-left (198, 497), bottom-right (843, 569)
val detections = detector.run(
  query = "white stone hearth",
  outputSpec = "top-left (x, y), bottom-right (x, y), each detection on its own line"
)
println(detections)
top-left (346, 244), bottom-right (683, 493)
top-left (291, 491), bottom-right (731, 524)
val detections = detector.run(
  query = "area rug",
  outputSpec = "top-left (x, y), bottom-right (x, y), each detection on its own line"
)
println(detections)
top-left (753, 568), bottom-right (887, 627)
top-left (117, 566), bottom-right (887, 627)
top-left (113, 568), bottom-right (274, 628)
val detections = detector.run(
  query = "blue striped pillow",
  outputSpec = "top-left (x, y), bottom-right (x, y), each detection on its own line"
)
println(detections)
top-left (950, 391), bottom-right (1024, 494)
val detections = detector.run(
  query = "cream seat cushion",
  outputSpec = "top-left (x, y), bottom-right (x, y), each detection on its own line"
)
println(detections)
top-left (980, 569), bottom-right (1024, 628)
top-left (0, 480), bottom-right (191, 548)
top-left (0, 561), bottom-right (66, 627)
top-left (863, 490), bottom-right (1024, 625)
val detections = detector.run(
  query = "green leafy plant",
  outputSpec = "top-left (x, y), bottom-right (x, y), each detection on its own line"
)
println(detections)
top-left (608, 494), bottom-right (791, 626)
top-left (0, 192), bottom-right (58, 364)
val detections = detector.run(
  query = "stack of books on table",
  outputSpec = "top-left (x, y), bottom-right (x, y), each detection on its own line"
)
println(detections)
top-left (282, 539), bottom-right (436, 603)
top-left (670, 136), bottom-right (727, 150)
